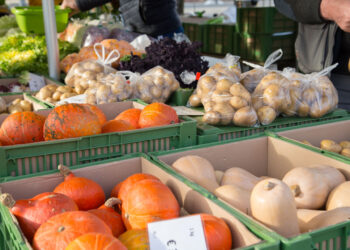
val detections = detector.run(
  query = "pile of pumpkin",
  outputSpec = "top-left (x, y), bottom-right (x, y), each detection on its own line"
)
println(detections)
top-left (1, 165), bottom-right (233, 250)
top-left (172, 155), bottom-right (350, 238)
top-left (0, 102), bottom-right (178, 145)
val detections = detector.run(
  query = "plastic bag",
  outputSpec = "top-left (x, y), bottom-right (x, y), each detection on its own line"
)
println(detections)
top-left (81, 26), bottom-right (110, 48)
top-left (188, 54), bottom-right (241, 108)
top-left (240, 49), bottom-right (283, 92)
top-left (132, 66), bottom-right (180, 103)
top-left (282, 64), bottom-right (339, 118)
top-left (65, 43), bottom-right (120, 94)
top-left (130, 34), bottom-right (152, 52)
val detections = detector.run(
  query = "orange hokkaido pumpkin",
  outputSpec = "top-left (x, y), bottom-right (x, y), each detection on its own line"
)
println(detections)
top-left (199, 213), bottom-right (232, 250)
top-left (44, 104), bottom-right (101, 141)
top-left (65, 233), bottom-right (127, 250)
top-left (5, 192), bottom-right (78, 242)
top-left (138, 103), bottom-right (179, 128)
top-left (118, 229), bottom-right (149, 250)
top-left (89, 198), bottom-right (125, 237)
top-left (53, 165), bottom-right (105, 210)
top-left (115, 108), bottom-right (141, 129)
top-left (0, 111), bottom-right (45, 145)
top-left (110, 181), bottom-right (123, 198)
top-left (122, 179), bottom-right (180, 229)
top-left (33, 211), bottom-right (112, 250)
top-left (83, 104), bottom-right (107, 126)
top-left (117, 173), bottom-right (160, 202)
top-left (102, 120), bottom-right (135, 133)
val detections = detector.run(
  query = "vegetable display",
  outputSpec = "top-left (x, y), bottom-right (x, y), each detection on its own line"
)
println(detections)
top-left (301, 139), bottom-right (350, 158)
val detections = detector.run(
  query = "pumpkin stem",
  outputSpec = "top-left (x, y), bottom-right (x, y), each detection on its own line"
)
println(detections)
top-left (0, 193), bottom-right (16, 208)
top-left (290, 185), bottom-right (301, 197)
top-left (104, 197), bottom-right (122, 209)
top-left (58, 164), bottom-right (71, 177)
top-left (264, 181), bottom-right (276, 190)
top-left (57, 226), bottom-right (65, 232)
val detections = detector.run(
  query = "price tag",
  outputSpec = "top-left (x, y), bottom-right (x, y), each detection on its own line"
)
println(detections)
top-left (172, 106), bottom-right (204, 116)
top-left (148, 215), bottom-right (207, 250)
top-left (55, 94), bottom-right (87, 105)
top-left (28, 73), bottom-right (46, 91)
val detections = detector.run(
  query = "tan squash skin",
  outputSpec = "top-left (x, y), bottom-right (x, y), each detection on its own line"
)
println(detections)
top-left (215, 184), bottom-right (251, 215)
top-left (221, 167), bottom-right (260, 191)
top-left (304, 207), bottom-right (350, 232)
top-left (297, 209), bottom-right (326, 233)
top-left (309, 165), bottom-right (345, 190)
top-left (172, 155), bottom-right (219, 192)
top-left (282, 167), bottom-right (330, 209)
top-left (250, 178), bottom-right (300, 238)
top-left (326, 181), bottom-right (350, 210)
top-left (215, 170), bottom-right (225, 184)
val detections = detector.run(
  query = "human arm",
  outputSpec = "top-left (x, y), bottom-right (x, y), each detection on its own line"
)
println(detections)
top-left (61, 0), bottom-right (111, 11)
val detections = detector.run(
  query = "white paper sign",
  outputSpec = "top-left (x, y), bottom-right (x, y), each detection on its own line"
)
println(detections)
top-left (28, 73), bottom-right (46, 91)
top-left (172, 106), bottom-right (204, 116)
top-left (148, 215), bottom-right (208, 250)
top-left (56, 94), bottom-right (87, 105)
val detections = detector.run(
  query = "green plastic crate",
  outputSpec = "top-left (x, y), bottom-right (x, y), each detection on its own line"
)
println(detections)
top-left (0, 153), bottom-right (280, 250)
top-left (183, 22), bottom-right (204, 44)
top-left (196, 109), bottom-right (349, 144)
top-left (236, 7), bottom-right (297, 34)
top-left (0, 102), bottom-right (196, 178)
top-left (150, 134), bottom-right (350, 250)
top-left (235, 31), bottom-right (296, 62)
top-left (203, 24), bottom-right (235, 55)
top-left (167, 88), bottom-right (194, 106)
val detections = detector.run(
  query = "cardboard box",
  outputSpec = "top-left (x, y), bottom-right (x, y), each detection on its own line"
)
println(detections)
top-left (0, 93), bottom-right (49, 112)
top-left (0, 155), bottom-right (265, 250)
top-left (152, 135), bottom-right (350, 249)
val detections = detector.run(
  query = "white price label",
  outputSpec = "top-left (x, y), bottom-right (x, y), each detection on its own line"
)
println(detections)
top-left (28, 73), bottom-right (46, 91)
top-left (172, 106), bottom-right (204, 116)
top-left (56, 94), bottom-right (87, 105)
top-left (148, 215), bottom-right (207, 250)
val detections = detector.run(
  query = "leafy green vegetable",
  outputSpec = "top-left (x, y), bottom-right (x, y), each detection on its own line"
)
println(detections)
top-left (0, 34), bottom-right (78, 76)
top-left (0, 15), bottom-right (17, 36)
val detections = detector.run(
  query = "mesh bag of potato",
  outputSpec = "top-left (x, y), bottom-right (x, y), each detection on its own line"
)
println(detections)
top-left (131, 66), bottom-right (180, 103)
top-left (240, 49), bottom-right (283, 93)
top-left (35, 84), bottom-right (79, 105)
top-left (188, 54), bottom-right (241, 108)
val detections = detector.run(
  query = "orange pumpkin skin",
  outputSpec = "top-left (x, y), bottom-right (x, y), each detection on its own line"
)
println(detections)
top-left (54, 170), bottom-right (105, 211)
top-left (89, 199), bottom-right (125, 237)
top-left (117, 173), bottom-right (160, 202)
top-left (66, 233), bottom-right (127, 250)
top-left (83, 104), bottom-right (107, 126)
top-left (102, 120), bottom-right (135, 133)
top-left (115, 108), bottom-right (141, 129)
top-left (122, 179), bottom-right (180, 229)
top-left (10, 192), bottom-right (78, 242)
top-left (118, 229), bottom-right (149, 250)
top-left (0, 111), bottom-right (45, 145)
top-left (199, 214), bottom-right (232, 250)
top-left (33, 211), bottom-right (112, 250)
top-left (138, 103), bottom-right (179, 129)
top-left (110, 181), bottom-right (123, 198)
top-left (44, 104), bottom-right (101, 141)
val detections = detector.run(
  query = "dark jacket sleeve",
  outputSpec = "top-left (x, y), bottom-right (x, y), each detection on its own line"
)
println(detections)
top-left (284, 0), bottom-right (325, 24)
top-left (76, 0), bottom-right (111, 11)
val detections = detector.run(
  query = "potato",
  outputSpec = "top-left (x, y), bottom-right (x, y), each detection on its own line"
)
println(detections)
top-left (86, 95), bottom-right (96, 104)
top-left (96, 85), bottom-right (110, 100)
top-left (60, 93), bottom-right (72, 101)
top-left (75, 85), bottom-right (85, 95)
top-left (162, 88), bottom-right (171, 99)
top-left (154, 76), bottom-right (165, 87)
top-left (8, 105), bottom-right (22, 114)
top-left (302, 88), bottom-right (318, 104)
top-left (203, 101), bottom-right (215, 112)
top-left (52, 91), bottom-right (62, 101)
top-left (189, 94), bottom-right (201, 107)
top-left (230, 84), bottom-right (251, 102)
top-left (202, 111), bottom-right (221, 125)
top-left (56, 86), bottom-right (72, 93)
top-left (151, 86), bottom-right (162, 98)
top-left (46, 84), bottom-right (58, 92)
top-left (213, 103), bottom-right (234, 125)
top-left (320, 139), bottom-right (342, 153)
top-left (233, 106), bottom-right (258, 127)
top-left (340, 141), bottom-right (350, 149)
top-left (37, 88), bottom-right (52, 100)
top-left (252, 95), bottom-right (264, 110)
top-left (301, 140), bottom-right (313, 146)
top-left (263, 84), bottom-right (284, 110)
top-left (310, 98), bottom-right (330, 118)
top-left (171, 80), bottom-right (180, 92)
top-left (12, 98), bottom-right (21, 105)
top-left (212, 90), bottom-right (231, 103)
top-left (45, 97), bottom-right (55, 103)
top-left (257, 106), bottom-right (277, 125)
top-left (19, 100), bottom-right (32, 111)
top-left (230, 96), bottom-right (248, 110)
top-left (198, 76), bottom-right (216, 91)
top-left (154, 67), bottom-right (166, 75)
top-left (298, 101), bottom-right (310, 117)
top-left (341, 148), bottom-right (350, 157)
top-left (216, 79), bottom-right (234, 92)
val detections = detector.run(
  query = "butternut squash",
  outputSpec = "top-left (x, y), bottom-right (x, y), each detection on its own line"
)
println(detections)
top-left (172, 155), bottom-right (219, 192)
top-left (214, 184), bottom-right (251, 215)
top-left (250, 178), bottom-right (300, 237)
top-left (309, 165), bottom-right (345, 190)
top-left (297, 209), bottom-right (325, 233)
top-left (326, 181), bottom-right (350, 210)
top-left (282, 167), bottom-right (330, 209)
top-left (221, 167), bottom-right (260, 191)
top-left (304, 207), bottom-right (350, 232)
top-left (215, 170), bottom-right (224, 184)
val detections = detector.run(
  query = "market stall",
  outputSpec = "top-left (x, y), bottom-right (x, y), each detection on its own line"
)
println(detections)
top-left (0, 1), bottom-right (349, 250)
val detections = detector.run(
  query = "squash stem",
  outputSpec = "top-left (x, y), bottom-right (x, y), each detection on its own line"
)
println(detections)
top-left (58, 164), bottom-right (71, 177)
top-left (0, 193), bottom-right (16, 208)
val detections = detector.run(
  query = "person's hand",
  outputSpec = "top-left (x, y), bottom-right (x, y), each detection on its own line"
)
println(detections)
top-left (321, 0), bottom-right (350, 32)
top-left (61, 0), bottom-right (79, 10)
